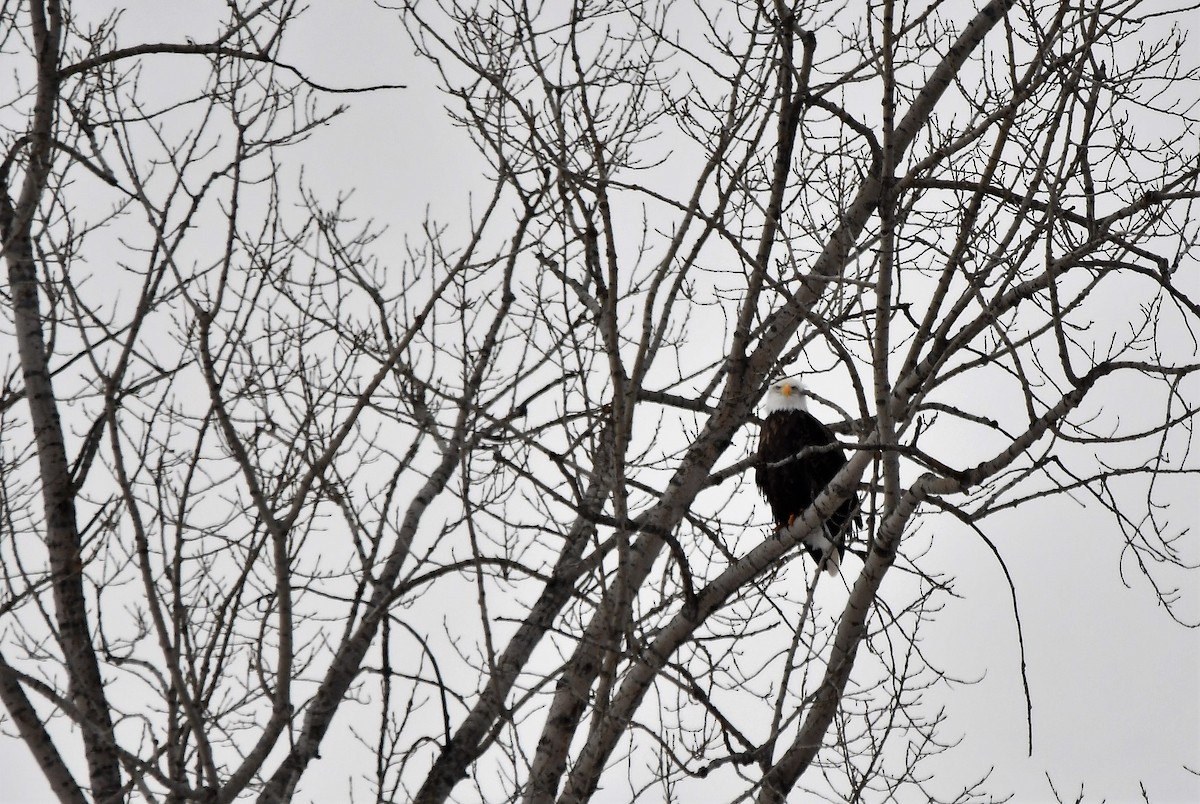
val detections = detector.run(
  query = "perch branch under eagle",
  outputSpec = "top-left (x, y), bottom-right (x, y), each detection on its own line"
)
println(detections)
top-left (755, 380), bottom-right (860, 575)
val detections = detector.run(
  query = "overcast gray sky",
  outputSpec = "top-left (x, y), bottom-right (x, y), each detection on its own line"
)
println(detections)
top-left (0, 2), bottom-right (1196, 802)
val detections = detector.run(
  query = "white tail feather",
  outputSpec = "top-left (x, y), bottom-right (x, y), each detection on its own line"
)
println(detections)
top-left (805, 528), bottom-right (841, 577)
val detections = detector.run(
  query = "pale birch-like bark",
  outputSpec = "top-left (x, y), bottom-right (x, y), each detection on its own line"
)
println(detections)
top-left (0, 1), bottom-right (1196, 802)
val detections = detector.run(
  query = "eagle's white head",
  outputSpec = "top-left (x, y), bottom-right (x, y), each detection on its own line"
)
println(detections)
top-left (763, 379), bottom-right (810, 414)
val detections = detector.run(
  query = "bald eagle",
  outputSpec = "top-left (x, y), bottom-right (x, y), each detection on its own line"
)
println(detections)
top-left (755, 380), bottom-right (858, 576)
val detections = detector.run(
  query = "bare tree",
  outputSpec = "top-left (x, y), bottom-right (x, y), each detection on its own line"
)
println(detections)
top-left (0, 1), bottom-right (1196, 802)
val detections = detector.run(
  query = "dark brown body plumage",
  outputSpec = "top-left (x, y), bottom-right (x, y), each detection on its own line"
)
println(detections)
top-left (756, 408), bottom-right (858, 570)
